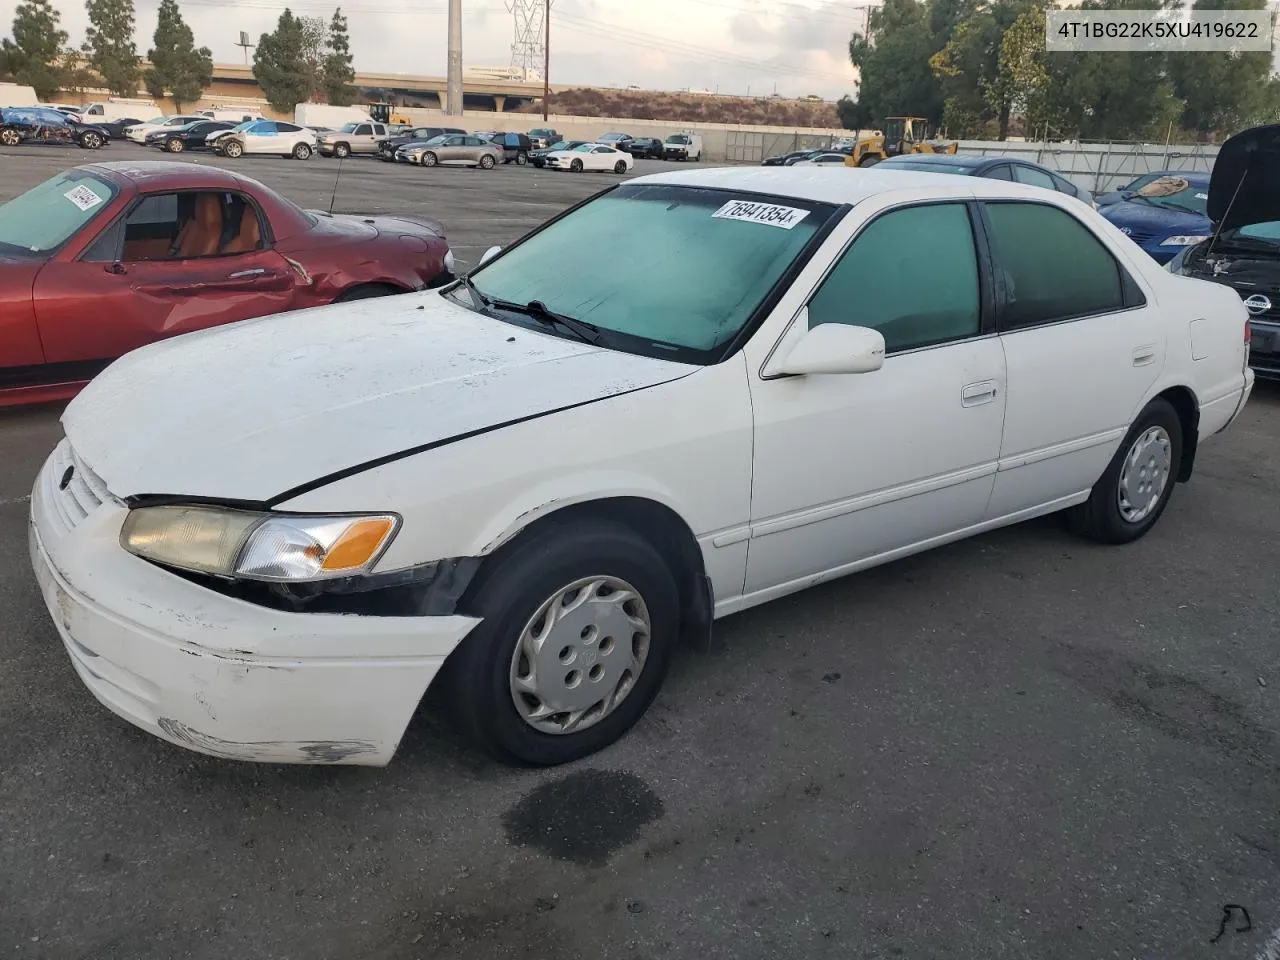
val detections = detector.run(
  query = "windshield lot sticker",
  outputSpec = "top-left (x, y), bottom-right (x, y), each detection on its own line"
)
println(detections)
top-left (64, 185), bottom-right (104, 212)
top-left (713, 200), bottom-right (809, 229)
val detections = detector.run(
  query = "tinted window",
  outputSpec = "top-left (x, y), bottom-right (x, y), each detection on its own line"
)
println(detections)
top-left (354, 124), bottom-right (372, 136)
top-left (250, 121), bottom-right (276, 134)
top-left (1049, 173), bottom-right (1078, 196)
top-left (594, 147), bottom-right (611, 154)
top-left (808, 203), bottom-right (980, 353)
top-left (276, 122), bottom-right (300, 133)
top-left (1013, 164), bottom-right (1056, 190)
top-left (983, 164), bottom-right (1013, 181)
top-left (984, 202), bottom-right (1125, 328)
top-left (372, 124), bottom-right (385, 135)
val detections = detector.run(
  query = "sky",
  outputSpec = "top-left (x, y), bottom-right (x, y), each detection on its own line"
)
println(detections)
top-left (0, 0), bottom-right (866, 100)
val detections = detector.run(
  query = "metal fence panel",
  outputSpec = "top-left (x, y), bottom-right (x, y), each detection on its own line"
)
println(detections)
top-left (954, 139), bottom-right (1220, 193)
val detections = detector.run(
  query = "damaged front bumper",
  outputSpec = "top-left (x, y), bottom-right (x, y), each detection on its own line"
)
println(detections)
top-left (28, 448), bottom-right (480, 766)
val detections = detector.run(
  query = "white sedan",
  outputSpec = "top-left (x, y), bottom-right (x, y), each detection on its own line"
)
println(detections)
top-left (124, 114), bottom-right (206, 143)
top-left (29, 168), bottom-right (1253, 767)
top-left (545, 142), bottom-right (634, 173)
top-left (210, 119), bottom-right (318, 159)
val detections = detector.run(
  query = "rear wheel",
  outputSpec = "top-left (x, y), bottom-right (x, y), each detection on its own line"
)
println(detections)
top-left (479, 154), bottom-right (496, 169)
top-left (222, 139), bottom-right (243, 158)
top-left (443, 519), bottom-right (680, 765)
top-left (0, 127), bottom-right (19, 146)
top-left (165, 137), bottom-right (184, 153)
top-left (292, 142), bottom-right (312, 160)
top-left (570, 158), bottom-right (584, 172)
top-left (515, 151), bottom-right (528, 165)
top-left (333, 143), bottom-right (351, 159)
top-left (422, 151), bottom-right (438, 167)
top-left (1067, 397), bottom-right (1182, 544)
top-left (614, 160), bottom-right (627, 174)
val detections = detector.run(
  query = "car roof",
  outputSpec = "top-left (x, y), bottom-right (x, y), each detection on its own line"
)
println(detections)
top-left (629, 166), bottom-right (1077, 206)
top-left (81, 161), bottom-right (245, 190)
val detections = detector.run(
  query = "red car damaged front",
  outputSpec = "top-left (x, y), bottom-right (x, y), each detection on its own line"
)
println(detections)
top-left (0, 161), bottom-right (454, 407)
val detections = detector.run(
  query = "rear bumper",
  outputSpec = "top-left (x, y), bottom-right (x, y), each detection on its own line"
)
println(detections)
top-left (1248, 318), bottom-right (1280, 379)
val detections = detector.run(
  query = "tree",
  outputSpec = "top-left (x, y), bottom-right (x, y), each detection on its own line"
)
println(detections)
top-left (848, 0), bottom-right (945, 127)
top-left (253, 9), bottom-right (312, 113)
top-left (60, 46), bottom-right (96, 96)
top-left (297, 15), bottom-right (327, 101)
top-left (4, 0), bottom-right (68, 100)
top-left (85, 0), bottom-right (139, 97)
top-left (1168, 0), bottom-right (1272, 138)
top-left (324, 7), bottom-right (356, 105)
top-left (144, 0), bottom-right (213, 111)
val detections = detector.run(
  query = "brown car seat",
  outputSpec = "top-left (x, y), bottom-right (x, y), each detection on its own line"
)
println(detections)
top-left (173, 194), bottom-right (223, 258)
top-left (222, 206), bottom-right (262, 254)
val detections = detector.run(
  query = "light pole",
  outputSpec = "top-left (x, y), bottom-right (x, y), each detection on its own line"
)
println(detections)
top-left (446, 0), bottom-right (463, 116)
top-left (542, 0), bottom-right (550, 122)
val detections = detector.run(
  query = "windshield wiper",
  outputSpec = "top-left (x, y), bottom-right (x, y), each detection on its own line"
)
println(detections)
top-left (454, 273), bottom-right (492, 310)
top-left (489, 297), bottom-right (605, 346)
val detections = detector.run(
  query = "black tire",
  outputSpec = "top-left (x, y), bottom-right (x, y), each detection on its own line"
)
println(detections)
top-left (443, 519), bottom-right (680, 765)
top-left (422, 151), bottom-right (438, 167)
top-left (80, 131), bottom-right (102, 150)
top-left (858, 154), bottom-right (881, 167)
top-left (515, 151), bottom-right (528, 166)
top-left (570, 158), bottom-right (584, 172)
top-left (0, 127), bottom-right (19, 147)
top-left (165, 137), bottom-right (184, 153)
top-left (479, 154), bottom-right (496, 169)
top-left (613, 160), bottom-right (627, 174)
top-left (334, 283), bottom-right (399, 302)
top-left (1067, 397), bottom-right (1182, 544)
top-left (223, 139), bottom-right (243, 158)
top-left (333, 143), bottom-right (350, 159)
top-left (293, 142), bottom-right (312, 160)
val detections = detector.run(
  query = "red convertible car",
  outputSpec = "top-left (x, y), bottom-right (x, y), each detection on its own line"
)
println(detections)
top-left (0, 161), bottom-right (454, 406)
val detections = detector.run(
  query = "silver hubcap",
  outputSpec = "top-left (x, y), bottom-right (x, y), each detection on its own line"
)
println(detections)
top-left (509, 576), bottom-right (651, 735)
top-left (1117, 425), bottom-right (1172, 523)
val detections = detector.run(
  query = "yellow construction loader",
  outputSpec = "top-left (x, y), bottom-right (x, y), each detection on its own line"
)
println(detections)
top-left (368, 102), bottom-right (413, 127)
top-left (845, 117), bottom-right (959, 167)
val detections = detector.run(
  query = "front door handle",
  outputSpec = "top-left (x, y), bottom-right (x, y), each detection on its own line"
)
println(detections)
top-left (961, 380), bottom-right (999, 407)
top-left (228, 268), bottom-right (267, 279)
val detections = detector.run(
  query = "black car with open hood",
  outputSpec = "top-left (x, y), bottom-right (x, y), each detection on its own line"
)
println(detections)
top-left (1167, 124), bottom-right (1280, 378)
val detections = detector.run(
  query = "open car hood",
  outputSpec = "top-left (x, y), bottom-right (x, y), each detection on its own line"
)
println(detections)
top-left (1208, 124), bottom-right (1280, 230)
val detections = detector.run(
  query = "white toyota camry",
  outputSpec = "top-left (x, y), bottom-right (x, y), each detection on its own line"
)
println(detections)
top-left (29, 167), bottom-right (1254, 767)
top-left (544, 141), bottom-right (634, 173)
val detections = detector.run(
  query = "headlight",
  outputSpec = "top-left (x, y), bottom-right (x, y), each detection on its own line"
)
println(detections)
top-left (121, 506), bottom-right (400, 582)
top-left (1162, 235), bottom-right (1210, 246)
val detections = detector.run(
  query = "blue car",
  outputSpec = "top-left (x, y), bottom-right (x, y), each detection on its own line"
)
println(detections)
top-left (1098, 171), bottom-right (1211, 264)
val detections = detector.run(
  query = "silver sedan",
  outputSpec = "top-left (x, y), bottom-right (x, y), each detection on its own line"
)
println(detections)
top-left (397, 134), bottom-right (502, 169)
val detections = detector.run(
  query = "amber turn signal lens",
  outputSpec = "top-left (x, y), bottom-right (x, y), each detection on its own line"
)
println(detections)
top-left (321, 517), bottom-right (397, 572)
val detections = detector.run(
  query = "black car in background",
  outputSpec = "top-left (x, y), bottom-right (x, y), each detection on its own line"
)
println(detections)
top-left (377, 126), bottom-right (465, 161)
top-left (528, 127), bottom-right (560, 149)
top-left (0, 107), bottom-right (112, 149)
top-left (529, 139), bottom-right (587, 168)
top-left (597, 132), bottom-right (634, 151)
top-left (487, 131), bottom-right (533, 164)
top-left (875, 153), bottom-right (1094, 205)
top-left (761, 148), bottom-right (828, 166)
top-left (624, 137), bottom-right (664, 159)
top-left (145, 119), bottom-right (237, 153)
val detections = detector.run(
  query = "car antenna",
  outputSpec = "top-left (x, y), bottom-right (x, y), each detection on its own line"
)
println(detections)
top-left (1206, 168), bottom-right (1248, 259)
top-left (327, 155), bottom-right (344, 215)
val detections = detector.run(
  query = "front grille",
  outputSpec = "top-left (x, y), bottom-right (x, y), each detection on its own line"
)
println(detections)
top-left (1122, 228), bottom-right (1159, 244)
top-left (41, 439), bottom-right (114, 536)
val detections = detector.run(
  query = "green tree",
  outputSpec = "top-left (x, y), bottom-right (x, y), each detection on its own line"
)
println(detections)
top-left (1168, 0), bottom-right (1272, 138)
top-left (4, 0), bottom-right (68, 100)
top-left (144, 0), bottom-right (212, 111)
top-left (253, 9), bottom-right (311, 113)
top-left (298, 15), bottom-right (327, 101)
top-left (85, 0), bottom-right (139, 97)
top-left (324, 7), bottom-right (355, 105)
top-left (849, 0), bottom-right (945, 126)
top-left (60, 46), bottom-right (95, 96)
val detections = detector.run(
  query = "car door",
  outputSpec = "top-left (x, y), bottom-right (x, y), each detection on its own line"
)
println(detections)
top-left (981, 199), bottom-right (1165, 518)
top-left (435, 136), bottom-right (465, 163)
top-left (32, 190), bottom-right (298, 365)
top-left (241, 121), bottom-right (279, 154)
top-left (744, 198), bottom-right (1007, 594)
top-left (590, 146), bottom-right (614, 169)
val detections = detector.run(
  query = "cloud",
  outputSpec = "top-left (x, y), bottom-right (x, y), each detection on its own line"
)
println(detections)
top-left (729, 12), bottom-right (773, 46)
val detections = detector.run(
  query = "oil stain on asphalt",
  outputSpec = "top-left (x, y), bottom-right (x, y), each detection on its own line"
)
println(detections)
top-left (502, 768), bottom-right (664, 866)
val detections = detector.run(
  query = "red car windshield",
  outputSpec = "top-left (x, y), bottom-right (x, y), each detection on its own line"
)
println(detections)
top-left (0, 170), bottom-right (118, 257)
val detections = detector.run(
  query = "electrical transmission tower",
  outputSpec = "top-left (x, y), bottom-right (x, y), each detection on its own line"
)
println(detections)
top-left (507, 0), bottom-right (547, 79)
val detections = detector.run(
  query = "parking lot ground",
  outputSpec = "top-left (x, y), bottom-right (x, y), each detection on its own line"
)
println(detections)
top-left (2, 143), bottom-right (1280, 960)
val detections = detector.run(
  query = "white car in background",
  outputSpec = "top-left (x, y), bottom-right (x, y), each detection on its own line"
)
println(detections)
top-left (211, 118), bottom-right (318, 159)
top-left (28, 168), bottom-right (1252, 768)
top-left (545, 142), bottom-right (634, 174)
top-left (123, 115), bottom-right (206, 143)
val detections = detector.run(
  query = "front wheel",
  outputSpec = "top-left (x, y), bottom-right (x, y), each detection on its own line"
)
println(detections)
top-left (166, 137), bottom-right (184, 153)
top-left (614, 160), bottom-right (627, 174)
top-left (479, 154), bottom-right (496, 169)
top-left (443, 519), bottom-right (680, 765)
top-left (80, 131), bottom-right (102, 150)
top-left (333, 143), bottom-right (350, 159)
top-left (222, 140), bottom-right (243, 158)
top-left (1068, 397), bottom-right (1182, 544)
top-left (293, 142), bottom-right (312, 160)
top-left (421, 151), bottom-right (438, 167)
top-left (570, 158), bottom-right (584, 172)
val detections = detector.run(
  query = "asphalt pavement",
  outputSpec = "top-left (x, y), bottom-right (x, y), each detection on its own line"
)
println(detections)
top-left (1, 143), bottom-right (1279, 960)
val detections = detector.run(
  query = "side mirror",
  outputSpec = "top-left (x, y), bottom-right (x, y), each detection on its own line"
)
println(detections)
top-left (776, 322), bottom-right (885, 376)
top-left (479, 245), bottom-right (502, 266)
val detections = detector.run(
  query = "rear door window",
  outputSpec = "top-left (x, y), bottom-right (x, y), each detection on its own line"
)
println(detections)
top-left (1013, 164), bottom-right (1057, 190)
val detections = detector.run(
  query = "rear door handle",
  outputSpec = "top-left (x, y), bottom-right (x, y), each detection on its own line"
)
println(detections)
top-left (961, 380), bottom-right (998, 407)
top-left (1133, 344), bottom-right (1157, 366)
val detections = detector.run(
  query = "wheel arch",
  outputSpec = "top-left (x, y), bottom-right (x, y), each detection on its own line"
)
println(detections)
top-left (1155, 384), bottom-right (1199, 482)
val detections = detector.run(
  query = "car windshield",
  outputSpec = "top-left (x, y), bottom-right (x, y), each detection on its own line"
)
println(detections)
top-left (145, 116), bottom-right (167, 123)
top-left (0, 170), bottom-right (118, 257)
top-left (666, 135), bottom-right (689, 144)
top-left (1230, 221), bottom-right (1280, 245)
top-left (1123, 176), bottom-right (1209, 216)
top-left (462, 183), bottom-right (837, 362)
top-left (338, 122), bottom-right (361, 133)
top-left (229, 120), bottom-right (255, 132)
top-left (884, 160), bottom-right (977, 174)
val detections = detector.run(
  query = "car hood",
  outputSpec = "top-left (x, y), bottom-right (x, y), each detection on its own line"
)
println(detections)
top-left (1099, 200), bottom-right (1211, 238)
top-left (62, 291), bottom-right (694, 502)
top-left (1209, 124), bottom-right (1280, 230)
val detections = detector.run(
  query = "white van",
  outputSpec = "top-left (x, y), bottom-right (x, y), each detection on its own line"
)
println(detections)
top-left (194, 107), bottom-right (264, 123)
top-left (662, 132), bottom-right (703, 161)
top-left (81, 99), bottom-right (157, 122)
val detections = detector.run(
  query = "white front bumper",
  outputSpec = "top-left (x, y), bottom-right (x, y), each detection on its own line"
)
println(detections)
top-left (28, 441), bottom-right (480, 766)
